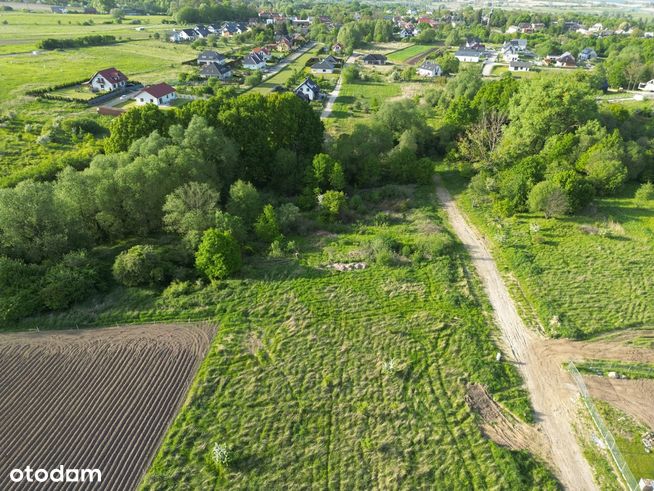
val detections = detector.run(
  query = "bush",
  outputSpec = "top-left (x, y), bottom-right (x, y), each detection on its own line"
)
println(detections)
top-left (528, 181), bottom-right (569, 218)
top-left (635, 182), bottom-right (654, 203)
top-left (0, 256), bottom-right (43, 322)
top-left (195, 229), bottom-right (241, 281)
top-left (254, 204), bottom-right (282, 243)
top-left (551, 170), bottom-right (595, 212)
top-left (112, 245), bottom-right (166, 287)
top-left (276, 203), bottom-right (300, 233)
top-left (585, 158), bottom-right (627, 194)
top-left (40, 251), bottom-right (99, 310)
top-left (318, 190), bottom-right (346, 222)
top-left (214, 211), bottom-right (247, 243)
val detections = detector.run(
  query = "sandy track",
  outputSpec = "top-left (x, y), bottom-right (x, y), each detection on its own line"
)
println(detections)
top-left (0, 323), bottom-right (215, 490)
top-left (436, 180), bottom-right (597, 490)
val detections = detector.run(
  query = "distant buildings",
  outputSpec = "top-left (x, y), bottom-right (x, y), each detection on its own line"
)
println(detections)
top-left (455, 48), bottom-right (483, 63)
top-left (362, 54), bottom-right (387, 65)
top-left (417, 61), bottom-right (442, 77)
top-left (197, 51), bottom-right (226, 65)
top-left (509, 61), bottom-right (531, 72)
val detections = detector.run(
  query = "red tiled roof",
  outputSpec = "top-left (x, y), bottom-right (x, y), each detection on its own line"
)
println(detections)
top-left (94, 67), bottom-right (128, 83)
top-left (140, 83), bottom-right (176, 98)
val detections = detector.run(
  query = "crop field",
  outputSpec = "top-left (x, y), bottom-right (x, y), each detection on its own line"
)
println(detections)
top-left (0, 323), bottom-right (214, 490)
top-left (387, 44), bottom-right (437, 64)
top-left (137, 186), bottom-right (557, 490)
top-left (442, 168), bottom-right (654, 339)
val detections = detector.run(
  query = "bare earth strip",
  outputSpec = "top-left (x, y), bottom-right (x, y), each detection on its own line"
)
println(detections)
top-left (435, 180), bottom-right (597, 490)
top-left (0, 323), bottom-right (215, 491)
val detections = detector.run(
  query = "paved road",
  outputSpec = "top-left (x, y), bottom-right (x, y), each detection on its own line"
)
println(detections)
top-left (435, 179), bottom-right (597, 491)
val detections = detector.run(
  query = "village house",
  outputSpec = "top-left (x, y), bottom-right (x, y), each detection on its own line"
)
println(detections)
top-left (311, 59), bottom-right (336, 74)
top-left (454, 48), bottom-right (483, 63)
top-left (332, 43), bottom-right (344, 54)
top-left (200, 62), bottom-right (232, 80)
top-left (294, 77), bottom-right (321, 101)
top-left (502, 45), bottom-right (520, 62)
top-left (134, 83), bottom-right (177, 106)
top-left (89, 68), bottom-right (128, 92)
top-left (362, 53), bottom-right (387, 65)
top-left (197, 51), bottom-right (226, 65)
top-left (194, 25), bottom-right (210, 38)
top-left (276, 36), bottom-right (293, 52)
top-left (506, 39), bottom-right (528, 51)
top-left (417, 61), bottom-right (442, 77)
top-left (509, 60), bottom-right (531, 72)
top-left (243, 53), bottom-right (267, 70)
top-left (173, 29), bottom-right (198, 42)
top-left (555, 52), bottom-right (577, 68)
top-left (252, 47), bottom-right (272, 61)
top-left (578, 47), bottom-right (598, 62)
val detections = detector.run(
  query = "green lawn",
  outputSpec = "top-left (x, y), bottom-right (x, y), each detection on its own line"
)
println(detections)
top-left (575, 359), bottom-right (654, 379)
top-left (134, 185), bottom-right (556, 490)
top-left (330, 79), bottom-right (401, 119)
top-left (440, 167), bottom-right (654, 339)
top-left (491, 65), bottom-right (540, 79)
top-left (387, 44), bottom-right (436, 64)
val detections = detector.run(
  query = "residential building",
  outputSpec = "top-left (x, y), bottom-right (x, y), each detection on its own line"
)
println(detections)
top-left (89, 68), bottom-right (128, 92)
top-left (311, 59), bottom-right (336, 74)
top-left (579, 47), bottom-right (598, 62)
top-left (197, 51), bottom-right (226, 65)
top-left (200, 62), bottom-right (232, 80)
top-left (509, 60), bottom-right (531, 72)
top-left (134, 83), bottom-right (177, 106)
top-left (294, 77), bottom-right (321, 101)
top-left (361, 54), bottom-right (387, 65)
top-left (417, 61), bottom-right (442, 77)
top-left (454, 48), bottom-right (483, 63)
top-left (243, 53), bottom-right (267, 70)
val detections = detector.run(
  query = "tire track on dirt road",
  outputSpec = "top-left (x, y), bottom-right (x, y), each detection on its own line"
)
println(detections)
top-left (435, 179), bottom-right (597, 490)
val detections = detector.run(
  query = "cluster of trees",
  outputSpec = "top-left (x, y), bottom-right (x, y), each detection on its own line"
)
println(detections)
top-left (38, 35), bottom-right (117, 50)
top-left (175, 3), bottom-right (256, 24)
top-left (336, 19), bottom-right (394, 52)
top-left (444, 70), bottom-right (654, 217)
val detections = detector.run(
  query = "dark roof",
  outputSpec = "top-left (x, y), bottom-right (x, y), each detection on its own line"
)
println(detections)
top-left (295, 77), bottom-right (320, 97)
top-left (243, 53), bottom-right (265, 66)
top-left (419, 61), bottom-right (441, 72)
top-left (509, 60), bottom-right (531, 68)
top-left (455, 48), bottom-right (483, 57)
top-left (93, 67), bottom-right (128, 83)
top-left (200, 62), bottom-right (232, 77)
top-left (180, 29), bottom-right (197, 36)
top-left (198, 51), bottom-right (225, 62)
top-left (194, 26), bottom-right (210, 36)
top-left (140, 83), bottom-right (176, 98)
top-left (311, 60), bottom-right (335, 70)
top-left (362, 53), bottom-right (387, 62)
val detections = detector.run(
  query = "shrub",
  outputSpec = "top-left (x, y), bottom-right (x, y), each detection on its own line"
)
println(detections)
top-left (551, 170), bottom-right (594, 212)
top-left (0, 256), bottom-right (44, 322)
top-left (214, 211), bottom-right (247, 243)
top-left (226, 180), bottom-right (262, 227)
top-left (528, 181), bottom-right (569, 218)
top-left (195, 229), bottom-right (241, 281)
top-left (276, 203), bottom-right (300, 233)
top-left (254, 204), bottom-right (282, 243)
top-left (318, 190), bottom-right (346, 222)
top-left (635, 182), bottom-right (654, 203)
top-left (40, 251), bottom-right (99, 310)
top-left (585, 158), bottom-right (627, 194)
top-left (112, 245), bottom-right (165, 287)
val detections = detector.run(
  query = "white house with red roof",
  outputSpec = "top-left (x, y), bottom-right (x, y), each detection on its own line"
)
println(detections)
top-left (89, 68), bottom-right (128, 92)
top-left (134, 83), bottom-right (177, 106)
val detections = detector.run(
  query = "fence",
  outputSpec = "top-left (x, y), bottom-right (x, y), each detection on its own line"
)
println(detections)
top-left (568, 361), bottom-right (640, 491)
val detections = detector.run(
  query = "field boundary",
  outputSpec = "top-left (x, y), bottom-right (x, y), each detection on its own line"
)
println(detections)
top-left (568, 361), bottom-right (639, 491)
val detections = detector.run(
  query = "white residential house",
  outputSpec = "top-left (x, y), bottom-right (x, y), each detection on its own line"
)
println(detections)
top-left (251, 47), bottom-right (272, 61)
top-left (134, 83), bottom-right (177, 106)
top-left (417, 61), bottom-right (442, 77)
top-left (310, 59), bottom-right (336, 74)
top-left (89, 68), bottom-right (128, 92)
top-left (294, 77), bottom-right (321, 101)
top-left (502, 46), bottom-right (520, 62)
top-left (509, 60), bottom-right (531, 72)
top-left (455, 48), bottom-right (483, 63)
top-left (178, 29), bottom-right (198, 41)
top-left (243, 53), bottom-right (266, 70)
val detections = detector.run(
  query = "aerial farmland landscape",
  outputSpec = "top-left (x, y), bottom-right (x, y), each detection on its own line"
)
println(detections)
top-left (1, 0), bottom-right (654, 489)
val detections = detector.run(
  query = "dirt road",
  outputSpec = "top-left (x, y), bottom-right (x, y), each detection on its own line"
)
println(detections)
top-left (435, 181), bottom-right (597, 490)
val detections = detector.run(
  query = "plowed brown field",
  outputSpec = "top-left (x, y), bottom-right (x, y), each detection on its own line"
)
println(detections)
top-left (0, 323), bottom-right (215, 490)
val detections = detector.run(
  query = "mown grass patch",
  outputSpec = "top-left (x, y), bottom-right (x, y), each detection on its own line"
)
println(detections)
top-left (330, 79), bottom-right (401, 120)
top-left (576, 359), bottom-right (654, 379)
top-left (132, 186), bottom-right (556, 489)
top-left (440, 165), bottom-right (654, 339)
top-left (387, 44), bottom-right (436, 64)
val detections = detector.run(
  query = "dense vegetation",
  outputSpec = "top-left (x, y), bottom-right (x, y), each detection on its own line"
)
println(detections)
top-left (38, 35), bottom-right (117, 50)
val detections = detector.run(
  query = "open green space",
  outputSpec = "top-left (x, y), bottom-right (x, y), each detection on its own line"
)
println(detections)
top-left (138, 185), bottom-right (556, 490)
top-left (575, 359), bottom-right (654, 379)
top-left (250, 44), bottom-right (325, 94)
top-left (441, 167), bottom-right (654, 339)
top-left (387, 44), bottom-right (436, 64)
top-left (330, 79), bottom-right (401, 120)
